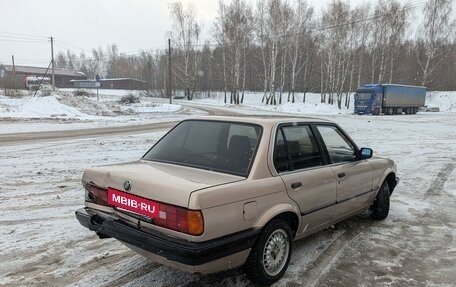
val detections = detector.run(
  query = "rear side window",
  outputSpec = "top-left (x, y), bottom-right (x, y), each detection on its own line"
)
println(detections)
top-left (274, 125), bottom-right (323, 172)
top-left (143, 120), bottom-right (262, 176)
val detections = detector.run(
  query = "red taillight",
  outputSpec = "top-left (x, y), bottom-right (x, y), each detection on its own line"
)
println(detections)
top-left (84, 183), bottom-right (109, 206)
top-left (154, 203), bottom-right (204, 236)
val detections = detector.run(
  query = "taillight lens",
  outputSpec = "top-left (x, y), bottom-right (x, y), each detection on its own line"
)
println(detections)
top-left (154, 203), bottom-right (204, 236)
top-left (84, 183), bottom-right (109, 206)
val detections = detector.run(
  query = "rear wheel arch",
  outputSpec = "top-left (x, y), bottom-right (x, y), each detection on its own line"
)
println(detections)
top-left (271, 212), bottom-right (299, 238)
top-left (254, 205), bottom-right (300, 239)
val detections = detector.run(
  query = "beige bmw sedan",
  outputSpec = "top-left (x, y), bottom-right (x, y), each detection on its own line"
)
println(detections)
top-left (76, 116), bottom-right (398, 286)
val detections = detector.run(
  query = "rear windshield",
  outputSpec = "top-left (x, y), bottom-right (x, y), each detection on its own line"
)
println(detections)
top-left (142, 120), bottom-right (262, 177)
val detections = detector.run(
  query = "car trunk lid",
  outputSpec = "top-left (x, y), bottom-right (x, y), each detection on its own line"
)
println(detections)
top-left (82, 160), bottom-right (244, 208)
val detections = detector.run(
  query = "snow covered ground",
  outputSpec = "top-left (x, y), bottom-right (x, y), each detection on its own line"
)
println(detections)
top-left (0, 89), bottom-right (455, 286)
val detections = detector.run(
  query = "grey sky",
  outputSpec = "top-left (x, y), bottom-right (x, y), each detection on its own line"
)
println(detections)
top-left (0, 0), bottom-right (442, 67)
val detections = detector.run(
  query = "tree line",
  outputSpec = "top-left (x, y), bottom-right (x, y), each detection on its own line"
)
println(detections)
top-left (55, 0), bottom-right (456, 106)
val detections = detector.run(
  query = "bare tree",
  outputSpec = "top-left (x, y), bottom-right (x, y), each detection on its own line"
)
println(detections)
top-left (56, 52), bottom-right (67, 68)
top-left (416, 0), bottom-right (455, 86)
top-left (266, 0), bottom-right (292, 105)
top-left (169, 2), bottom-right (202, 100)
top-left (345, 3), bottom-right (371, 108)
top-left (352, 4), bottom-right (371, 88)
top-left (213, 0), bottom-right (253, 104)
top-left (287, 0), bottom-right (314, 103)
top-left (319, 0), bottom-right (350, 108)
top-left (370, 0), bottom-right (409, 84)
top-left (254, 0), bottom-right (271, 103)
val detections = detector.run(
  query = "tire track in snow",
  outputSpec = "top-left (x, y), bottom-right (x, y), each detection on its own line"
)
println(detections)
top-left (300, 226), bottom-right (363, 287)
top-left (0, 202), bottom-right (80, 212)
top-left (0, 214), bottom-right (74, 226)
top-left (99, 262), bottom-right (160, 287)
top-left (426, 163), bottom-right (455, 197)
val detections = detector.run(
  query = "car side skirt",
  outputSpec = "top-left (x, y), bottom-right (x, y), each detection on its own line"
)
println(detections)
top-left (295, 204), bottom-right (371, 241)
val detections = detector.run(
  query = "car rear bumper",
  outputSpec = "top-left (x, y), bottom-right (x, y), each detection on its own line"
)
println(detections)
top-left (75, 208), bottom-right (259, 267)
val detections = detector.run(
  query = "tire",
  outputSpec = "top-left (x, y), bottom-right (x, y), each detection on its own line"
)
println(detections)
top-left (369, 181), bottom-right (390, 220)
top-left (244, 219), bottom-right (292, 286)
top-left (373, 108), bottom-right (380, 115)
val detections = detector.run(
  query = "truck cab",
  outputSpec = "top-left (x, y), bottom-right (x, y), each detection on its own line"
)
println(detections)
top-left (354, 84), bottom-right (383, 115)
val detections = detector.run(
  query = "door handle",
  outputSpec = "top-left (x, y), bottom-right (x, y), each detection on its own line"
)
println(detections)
top-left (338, 172), bottom-right (346, 178)
top-left (291, 182), bottom-right (302, 189)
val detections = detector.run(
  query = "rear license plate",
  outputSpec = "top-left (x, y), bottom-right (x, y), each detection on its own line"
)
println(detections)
top-left (107, 188), bottom-right (159, 219)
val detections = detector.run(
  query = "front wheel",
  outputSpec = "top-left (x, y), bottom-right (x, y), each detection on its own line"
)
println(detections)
top-left (244, 219), bottom-right (292, 286)
top-left (369, 181), bottom-right (390, 220)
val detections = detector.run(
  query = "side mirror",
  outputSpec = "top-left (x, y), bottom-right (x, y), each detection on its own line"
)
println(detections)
top-left (359, 147), bottom-right (373, 159)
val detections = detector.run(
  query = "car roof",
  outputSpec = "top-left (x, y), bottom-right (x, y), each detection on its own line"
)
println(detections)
top-left (189, 115), bottom-right (333, 126)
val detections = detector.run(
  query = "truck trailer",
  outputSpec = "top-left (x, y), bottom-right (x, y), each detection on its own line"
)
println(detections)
top-left (354, 84), bottom-right (426, 115)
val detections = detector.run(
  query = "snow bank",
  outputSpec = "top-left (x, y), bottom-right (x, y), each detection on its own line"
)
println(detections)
top-left (426, 91), bottom-right (456, 112)
top-left (0, 92), bottom-right (182, 120)
top-left (58, 94), bottom-right (135, 117)
top-left (0, 95), bottom-right (91, 119)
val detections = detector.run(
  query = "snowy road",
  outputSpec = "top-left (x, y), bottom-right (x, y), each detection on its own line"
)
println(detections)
top-left (1, 110), bottom-right (455, 287)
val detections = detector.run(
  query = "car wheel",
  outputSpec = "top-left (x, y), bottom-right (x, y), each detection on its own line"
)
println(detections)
top-left (369, 181), bottom-right (390, 220)
top-left (244, 219), bottom-right (292, 286)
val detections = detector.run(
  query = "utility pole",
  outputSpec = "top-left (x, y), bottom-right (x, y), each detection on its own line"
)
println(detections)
top-left (168, 38), bottom-right (172, 104)
top-left (11, 55), bottom-right (16, 91)
top-left (50, 36), bottom-right (55, 91)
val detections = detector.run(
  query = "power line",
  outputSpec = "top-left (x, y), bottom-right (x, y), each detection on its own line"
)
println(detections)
top-left (0, 30), bottom-right (48, 40)
top-left (0, 34), bottom-right (49, 42)
top-left (54, 40), bottom-right (86, 52)
top-left (0, 38), bottom-right (48, 44)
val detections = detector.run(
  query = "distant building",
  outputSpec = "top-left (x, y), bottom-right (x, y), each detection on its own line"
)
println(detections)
top-left (71, 78), bottom-right (146, 90)
top-left (0, 64), bottom-right (87, 89)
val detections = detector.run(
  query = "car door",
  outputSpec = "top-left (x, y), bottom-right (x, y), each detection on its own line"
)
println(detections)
top-left (315, 124), bottom-right (373, 219)
top-left (274, 124), bottom-right (337, 234)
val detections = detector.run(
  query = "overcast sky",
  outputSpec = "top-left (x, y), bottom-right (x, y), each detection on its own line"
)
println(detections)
top-left (0, 0), bottom-right (448, 67)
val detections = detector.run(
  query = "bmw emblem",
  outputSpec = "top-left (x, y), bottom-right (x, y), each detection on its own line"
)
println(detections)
top-left (123, 180), bottom-right (132, 191)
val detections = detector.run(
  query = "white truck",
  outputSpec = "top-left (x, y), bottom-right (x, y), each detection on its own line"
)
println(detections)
top-left (25, 76), bottom-right (52, 91)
